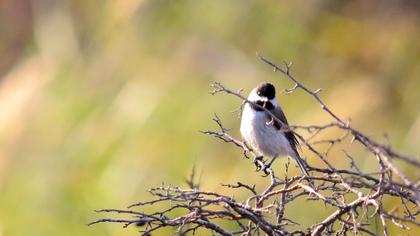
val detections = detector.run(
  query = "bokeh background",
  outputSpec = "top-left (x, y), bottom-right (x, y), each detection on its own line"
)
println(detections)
top-left (0, 0), bottom-right (419, 235)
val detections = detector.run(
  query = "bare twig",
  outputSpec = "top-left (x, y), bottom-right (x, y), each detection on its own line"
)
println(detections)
top-left (89, 57), bottom-right (419, 235)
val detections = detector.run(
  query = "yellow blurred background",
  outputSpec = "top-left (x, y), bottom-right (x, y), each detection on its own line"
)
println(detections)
top-left (0, 0), bottom-right (419, 235)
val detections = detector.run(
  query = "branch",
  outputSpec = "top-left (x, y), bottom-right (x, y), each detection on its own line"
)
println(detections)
top-left (89, 56), bottom-right (419, 235)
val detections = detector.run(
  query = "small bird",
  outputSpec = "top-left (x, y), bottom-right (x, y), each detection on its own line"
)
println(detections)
top-left (240, 82), bottom-right (310, 177)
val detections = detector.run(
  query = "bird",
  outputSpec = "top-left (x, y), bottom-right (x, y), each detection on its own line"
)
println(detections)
top-left (240, 82), bottom-right (310, 177)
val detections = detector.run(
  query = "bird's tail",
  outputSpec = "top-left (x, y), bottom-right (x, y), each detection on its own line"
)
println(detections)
top-left (291, 152), bottom-right (310, 178)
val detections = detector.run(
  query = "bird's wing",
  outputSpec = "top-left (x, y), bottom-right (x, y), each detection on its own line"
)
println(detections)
top-left (267, 107), bottom-right (310, 177)
top-left (266, 107), bottom-right (299, 152)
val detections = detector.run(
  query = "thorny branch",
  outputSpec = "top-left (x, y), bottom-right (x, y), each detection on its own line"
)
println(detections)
top-left (89, 57), bottom-right (419, 235)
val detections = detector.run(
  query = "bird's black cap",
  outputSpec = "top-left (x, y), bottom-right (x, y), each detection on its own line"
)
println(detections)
top-left (256, 82), bottom-right (276, 100)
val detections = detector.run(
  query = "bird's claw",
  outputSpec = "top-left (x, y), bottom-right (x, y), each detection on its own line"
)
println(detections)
top-left (261, 168), bottom-right (270, 177)
top-left (254, 156), bottom-right (264, 171)
top-left (261, 164), bottom-right (272, 177)
top-left (253, 156), bottom-right (273, 177)
top-left (262, 159), bottom-right (274, 177)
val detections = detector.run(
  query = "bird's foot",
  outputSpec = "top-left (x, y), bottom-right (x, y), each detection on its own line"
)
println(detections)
top-left (253, 156), bottom-right (275, 177)
top-left (262, 164), bottom-right (273, 177)
top-left (261, 159), bottom-right (276, 177)
top-left (253, 156), bottom-right (264, 171)
top-left (262, 167), bottom-right (271, 177)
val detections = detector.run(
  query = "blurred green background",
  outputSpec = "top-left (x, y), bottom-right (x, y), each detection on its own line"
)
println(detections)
top-left (0, 0), bottom-right (419, 235)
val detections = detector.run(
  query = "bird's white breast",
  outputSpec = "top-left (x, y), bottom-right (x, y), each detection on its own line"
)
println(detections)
top-left (240, 104), bottom-right (293, 158)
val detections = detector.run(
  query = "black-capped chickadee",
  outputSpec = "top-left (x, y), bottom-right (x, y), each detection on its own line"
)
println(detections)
top-left (240, 82), bottom-right (310, 177)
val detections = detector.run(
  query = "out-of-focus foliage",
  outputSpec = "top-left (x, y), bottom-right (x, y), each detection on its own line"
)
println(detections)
top-left (0, 0), bottom-right (418, 235)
